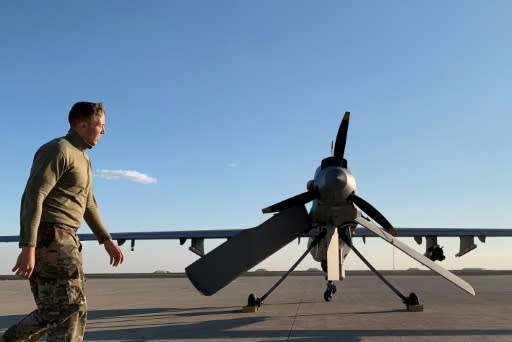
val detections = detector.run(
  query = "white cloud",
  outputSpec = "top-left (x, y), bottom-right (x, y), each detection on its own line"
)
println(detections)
top-left (227, 163), bottom-right (238, 168)
top-left (95, 169), bottom-right (157, 184)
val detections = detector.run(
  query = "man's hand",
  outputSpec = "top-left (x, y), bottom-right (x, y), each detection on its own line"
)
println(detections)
top-left (12, 247), bottom-right (36, 279)
top-left (103, 239), bottom-right (124, 267)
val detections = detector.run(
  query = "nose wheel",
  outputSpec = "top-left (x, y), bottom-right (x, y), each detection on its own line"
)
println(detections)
top-left (323, 281), bottom-right (337, 302)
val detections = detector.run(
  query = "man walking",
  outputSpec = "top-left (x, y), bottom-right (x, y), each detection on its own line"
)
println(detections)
top-left (2, 102), bottom-right (124, 341)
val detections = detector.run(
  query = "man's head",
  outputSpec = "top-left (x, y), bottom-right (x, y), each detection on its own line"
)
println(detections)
top-left (68, 102), bottom-right (106, 147)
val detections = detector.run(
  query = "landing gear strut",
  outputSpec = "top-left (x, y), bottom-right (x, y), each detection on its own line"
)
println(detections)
top-left (243, 230), bottom-right (326, 312)
top-left (341, 233), bottom-right (423, 312)
top-left (320, 259), bottom-right (337, 302)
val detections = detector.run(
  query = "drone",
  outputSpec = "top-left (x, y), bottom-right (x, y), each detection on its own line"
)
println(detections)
top-left (186, 112), bottom-right (475, 312)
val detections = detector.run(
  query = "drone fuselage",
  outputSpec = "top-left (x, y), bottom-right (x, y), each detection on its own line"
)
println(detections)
top-left (307, 162), bottom-right (359, 269)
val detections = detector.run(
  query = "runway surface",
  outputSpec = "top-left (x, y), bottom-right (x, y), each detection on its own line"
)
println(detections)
top-left (1, 272), bottom-right (511, 341)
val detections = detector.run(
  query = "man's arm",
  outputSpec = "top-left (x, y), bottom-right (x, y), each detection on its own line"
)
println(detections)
top-left (83, 205), bottom-right (112, 243)
top-left (15, 147), bottom-right (66, 279)
top-left (84, 192), bottom-right (123, 266)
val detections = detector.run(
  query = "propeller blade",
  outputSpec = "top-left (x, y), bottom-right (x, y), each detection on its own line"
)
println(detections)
top-left (262, 190), bottom-right (317, 214)
top-left (349, 194), bottom-right (397, 236)
top-left (333, 112), bottom-right (350, 165)
top-left (355, 216), bottom-right (475, 296)
top-left (185, 205), bottom-right (311, 296)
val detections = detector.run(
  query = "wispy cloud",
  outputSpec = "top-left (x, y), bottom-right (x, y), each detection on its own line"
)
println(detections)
top-left (95, 169), bottom-right (157, 184)
top-left (227, 163), bottom-right (238, 168)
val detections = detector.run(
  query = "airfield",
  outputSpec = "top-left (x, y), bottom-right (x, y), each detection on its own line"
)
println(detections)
top-left (1, 271), bottom-right (511, 341)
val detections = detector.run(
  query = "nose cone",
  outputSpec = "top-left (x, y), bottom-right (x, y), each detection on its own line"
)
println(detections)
top-left (324, 168), bottom-right (347, 191)
top-left (314, 166), bottom-right (356, 205)
top-left (309, 164), bottom-right (358, 225)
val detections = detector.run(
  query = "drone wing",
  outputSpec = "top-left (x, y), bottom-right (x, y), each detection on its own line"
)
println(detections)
top-left (186, 205), bottom-right (310, 296)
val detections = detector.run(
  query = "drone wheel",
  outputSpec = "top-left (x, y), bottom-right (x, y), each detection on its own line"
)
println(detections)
top-left (247, 293), bottom-right (261, 307)
top-left (324, 290), bottom-right (333, 302)
top-left (323, 282), bottom-right (336, 302)
top-left (406, 292), bottom-right (419, 306)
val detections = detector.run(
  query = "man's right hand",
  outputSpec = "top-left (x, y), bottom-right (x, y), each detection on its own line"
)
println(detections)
top-left (103, 239), bottom-right (124, 267)
top-left (12, 246), bottom-right (35, 279)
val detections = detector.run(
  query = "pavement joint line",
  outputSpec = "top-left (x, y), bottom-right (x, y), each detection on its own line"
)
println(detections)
top-left (287, 287), bottom-right (306, 341)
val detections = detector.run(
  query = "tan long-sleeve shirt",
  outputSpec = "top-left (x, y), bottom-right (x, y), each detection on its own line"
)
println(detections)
top-left (19, 129), bottom-right (111, 247)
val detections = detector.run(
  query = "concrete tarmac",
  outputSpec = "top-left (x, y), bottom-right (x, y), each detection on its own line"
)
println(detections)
top-left (1, 272), bottom-right (511, 341)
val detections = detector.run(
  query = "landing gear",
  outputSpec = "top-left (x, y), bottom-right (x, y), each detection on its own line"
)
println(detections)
top-left (323, 281), bottom-right (337, 302)
top-left (341, 234), bottom-right (424, 312)
top-left (321, 259), bottom-right (336, 301)
top-left (242, 293), bottom-right (262, 312)
top-left (242, 230), bottom-right (326, 313)
top-left (247, 293), bottom-right (261, 307)
top-left (403, 292), bottom-right (423, 312)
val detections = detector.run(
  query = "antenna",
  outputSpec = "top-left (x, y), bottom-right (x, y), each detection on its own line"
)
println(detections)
top-left (331, 140), bottom-right (333, 154)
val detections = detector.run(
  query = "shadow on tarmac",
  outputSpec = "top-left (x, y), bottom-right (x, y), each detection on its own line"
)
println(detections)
top-left (3, 307), bottom-right (512, 341)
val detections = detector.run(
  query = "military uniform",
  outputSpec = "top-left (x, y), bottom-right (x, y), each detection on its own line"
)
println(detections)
top-left (3, 130), bottom-right (111, 342)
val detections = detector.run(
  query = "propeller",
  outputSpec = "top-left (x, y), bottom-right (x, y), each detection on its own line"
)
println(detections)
top-left (349, 193), bottom-right (397, 236)
top-left (333, 111), bottom-right (350, 166)
top-left (261, 190), bottom-right (317, 214)
top-left (186, 206), bottom-right (310, 296)
top-left (262, 113), bottom-right (351, 214)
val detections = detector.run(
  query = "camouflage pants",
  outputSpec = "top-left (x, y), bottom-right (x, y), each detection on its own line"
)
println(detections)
top-left (3, 224), bottom-right (87, 342)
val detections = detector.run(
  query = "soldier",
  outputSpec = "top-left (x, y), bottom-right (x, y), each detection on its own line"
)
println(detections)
top-left (2, 102), bottom-right (124, 341)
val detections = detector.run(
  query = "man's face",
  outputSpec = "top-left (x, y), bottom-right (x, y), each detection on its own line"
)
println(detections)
top-left (81, 112), bottom-right (106, 147)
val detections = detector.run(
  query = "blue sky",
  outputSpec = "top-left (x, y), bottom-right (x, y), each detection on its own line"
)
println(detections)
top-left (1, 1), bottom-right (511, 274)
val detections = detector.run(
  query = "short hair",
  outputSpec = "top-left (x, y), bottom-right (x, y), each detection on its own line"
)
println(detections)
top-left (68, 102), bottom-right (105, 126)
